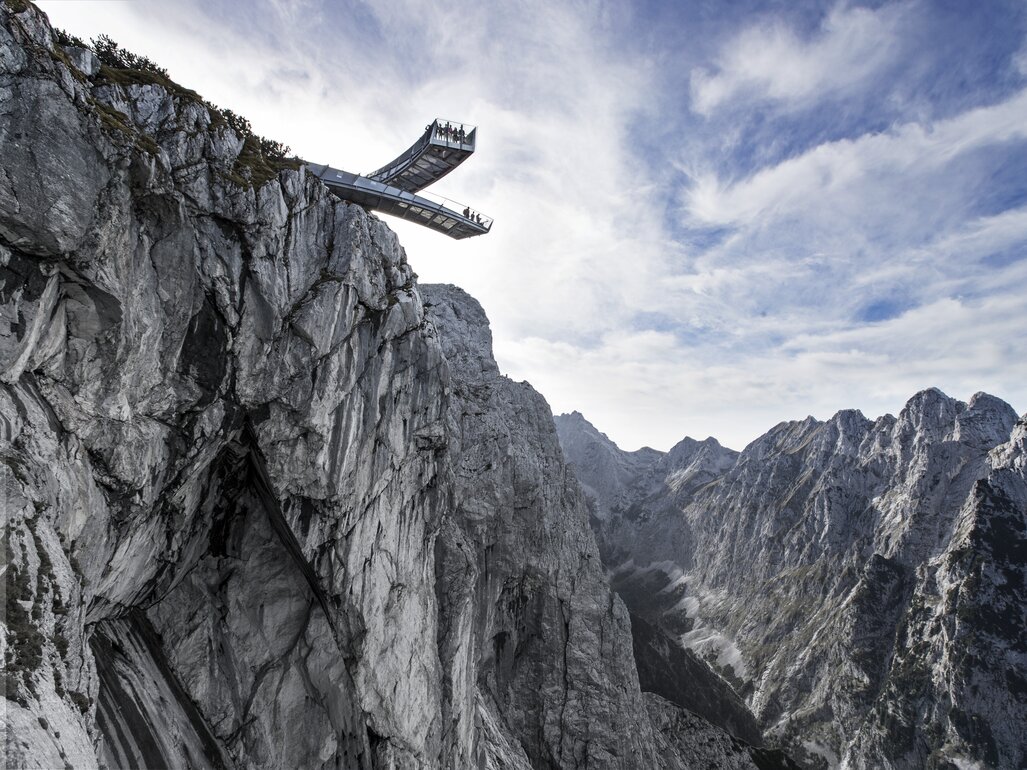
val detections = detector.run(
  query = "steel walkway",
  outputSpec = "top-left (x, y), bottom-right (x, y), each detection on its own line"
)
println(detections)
top-left (306, 118), bottom-right (492, 239)
top-left (306, 165), bottom-right (493, 240)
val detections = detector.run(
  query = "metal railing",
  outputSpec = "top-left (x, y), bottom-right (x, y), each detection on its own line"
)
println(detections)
top-left (429, 118), bottom-right (476, 147)
top-left (320, 166), bottom-right (492, 231)
top-left (396, 186), bottom-right (493, 230)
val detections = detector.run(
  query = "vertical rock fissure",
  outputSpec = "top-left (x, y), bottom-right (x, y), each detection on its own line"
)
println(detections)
top-left (92, 614), bottom-right (230, 770)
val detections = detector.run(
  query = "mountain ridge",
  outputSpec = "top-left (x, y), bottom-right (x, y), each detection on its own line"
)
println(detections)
top-left (556, 389), bottom-right (1027, 769)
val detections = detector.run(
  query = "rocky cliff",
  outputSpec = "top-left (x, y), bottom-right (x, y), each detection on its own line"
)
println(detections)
top-left (1, 4), bottom-right (782, 768)
top-left (556, 392), bottom-right (1027, 769)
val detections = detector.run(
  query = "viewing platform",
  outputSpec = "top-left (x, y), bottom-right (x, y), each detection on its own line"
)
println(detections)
top-left (368, 119), bottom-right (477, 193)
top-left (306, 118), bottom-right (492, 239)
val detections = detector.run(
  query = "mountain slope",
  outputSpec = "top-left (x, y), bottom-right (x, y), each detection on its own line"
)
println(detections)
top-left (556, 392), bottom-right (1027, 769)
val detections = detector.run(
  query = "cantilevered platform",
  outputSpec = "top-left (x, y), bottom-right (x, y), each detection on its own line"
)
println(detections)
top-left (307, 164), bottom-right (493, 240)
top-left (307, 117), bottom-right (492, 240)
top-left (367, 119), bottom-right (476, 193)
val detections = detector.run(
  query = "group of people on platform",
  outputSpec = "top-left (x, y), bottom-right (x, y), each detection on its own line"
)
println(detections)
top-left (462, 207), bottom-right (485, 225)
top-left (431, 121), bottom-right (470, 144)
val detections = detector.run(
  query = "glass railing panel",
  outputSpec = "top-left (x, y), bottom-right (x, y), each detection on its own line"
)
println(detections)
top-left (413, 187), bottom-right (492, 229)
top-left (430, 118), bottom-right (477, 147)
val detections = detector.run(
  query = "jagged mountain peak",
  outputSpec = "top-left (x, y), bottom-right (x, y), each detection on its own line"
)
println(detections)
top-left (555, 411), bottom-right (730, 464)
top-left (560, 409), bottom-right (590, 423)
top-left (556, 409), bottom-right (608, 437)
top-left (885, 387), bottom-right (1018, 462)
top-left (968, 389), bottom-right (1012, 410)
top-left (739, 414), bottom-right (824, 458)
top-left (990, 412), bottom-right (1027, 472)
top-left (666, 434), bottom-right (729, 455)
top-left (555, 409), bottom-right (635, 450)
top-left (420, 283), bottom-right (499, 381)
top-left (957, 390), bottom-right (1019, 446)
top-left (660, 435), bottom-right (739, 483)
top-left (553, 410), bottom-right (665, 523)
top-left (826, 407), bottom-right (871, 432)
top-left (895, 385), bottom-right (965, 431)
top-left (558, 386), bottom-right (1026, 769)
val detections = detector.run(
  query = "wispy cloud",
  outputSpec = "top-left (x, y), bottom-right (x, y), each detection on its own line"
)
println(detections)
top-left (503, 283), bottom-right (1027, 451)
top-left (690, 4), bottom-right (906, 116)
top-left (1015, 34), bottom-right (1027, 76)
top-left (685, 87), bottom-right (1027, 228)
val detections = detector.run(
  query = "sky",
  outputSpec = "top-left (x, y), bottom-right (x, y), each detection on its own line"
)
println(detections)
top-left (37, 0), bottom-right (1027, 451)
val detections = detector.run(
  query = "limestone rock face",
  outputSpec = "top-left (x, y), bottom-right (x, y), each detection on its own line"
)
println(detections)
top-left (2, 3), bottom-right (450, 767)
top-left (424, 285), bottom-right (657, 768)
top-left (1, 5), bottom-right (780, 769)
top-left (556, 392), bottom-right (1027, 769)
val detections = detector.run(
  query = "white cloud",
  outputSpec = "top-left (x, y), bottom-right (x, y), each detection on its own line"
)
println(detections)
top-left (685, 88), bottom-right (1027, 228)
top-left (659, 85), bottom-right (1027, 353)
top-left (927, 207), bottom-right (1027, 265)
top-left (1015, 35), bottom-right (1027, 76)
top-left (504, 285), bottom-right (1027, 451)
top-left (691, 4), bottom-right (906, 115)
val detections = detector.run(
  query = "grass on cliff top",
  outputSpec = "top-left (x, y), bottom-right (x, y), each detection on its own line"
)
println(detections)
top-left (59, 31), bottom-right (299, 186)
top-left (3, 0), bottom-right (31, 14)
top-left (203, 105), bottom-right (301, 186)
top-left (89, 98), bottom-right (159, 155)
top-left (225, 135), bottom-right (302, 188)
top-left (90, 35), bottom-right (203, 104)
top-left (98, 64), bottom-right (203, 104)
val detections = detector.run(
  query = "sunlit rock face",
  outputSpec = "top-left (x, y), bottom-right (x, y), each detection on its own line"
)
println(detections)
top-left (557, 391), bottom-right (1027, 769)
top-left (1, 5), bottom-right (790, 769)
top-left (2, 3), bottom-right (449, 765)
top-left (424, 284), bottom-right (659, 768)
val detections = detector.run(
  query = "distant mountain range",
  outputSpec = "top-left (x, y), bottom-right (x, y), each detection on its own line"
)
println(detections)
top-left (556, 389), bottom-right (1027, 769)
